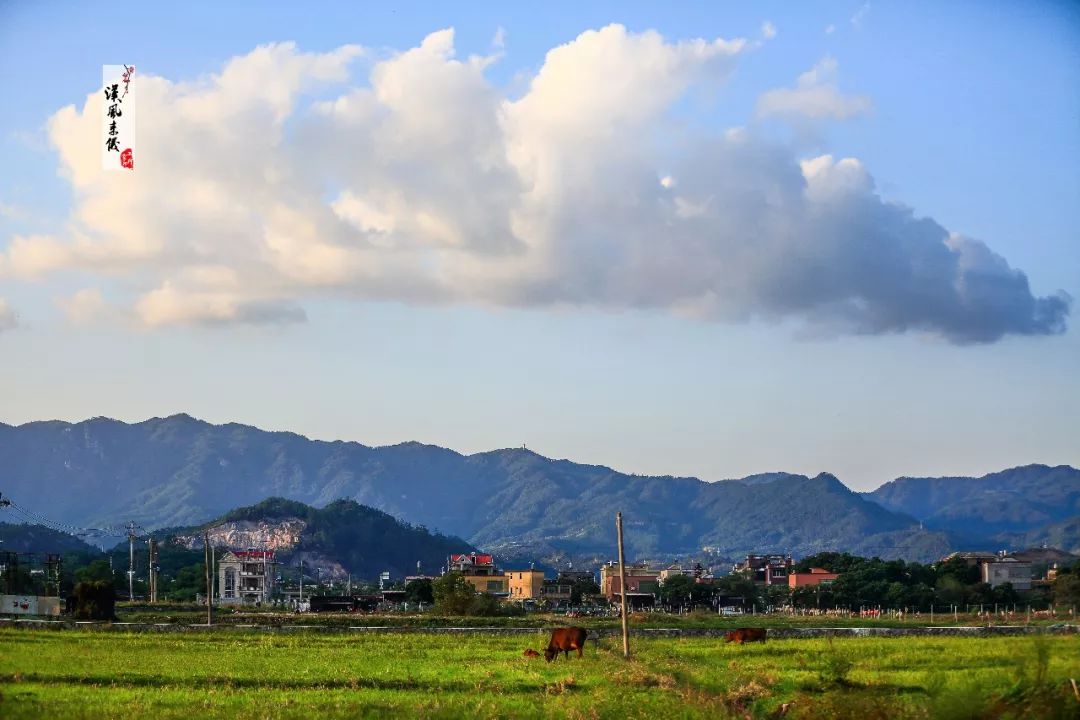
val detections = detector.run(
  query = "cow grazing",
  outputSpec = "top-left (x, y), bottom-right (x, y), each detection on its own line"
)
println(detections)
top-left (725, 628), bottom-right (767, 645)
top-left (544, 627), bottom-right (588, 662)
top-left (523, 648), bottom-right (541, 658)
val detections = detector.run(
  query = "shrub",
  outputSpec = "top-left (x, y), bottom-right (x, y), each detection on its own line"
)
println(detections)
top-left (72, 581), bottom-right (116, 620)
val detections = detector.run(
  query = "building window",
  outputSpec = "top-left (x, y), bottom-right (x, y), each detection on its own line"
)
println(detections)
top-left (224, 568), bottom-right (236, 599)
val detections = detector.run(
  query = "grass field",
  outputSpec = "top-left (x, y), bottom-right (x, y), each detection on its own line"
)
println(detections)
top-left (108, 604), bottom-right (1076, 630)
top-left (2, 628), bottom-right (1078, 719)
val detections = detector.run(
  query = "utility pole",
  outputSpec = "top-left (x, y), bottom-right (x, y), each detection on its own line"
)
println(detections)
top-left (147, 537), bottom-right (157, 603)
top-left (204, 531), bottom-right (213, 625)
top-left (616, 512), bottom-right (630, 659)
top-left (125, 521), bottom-right (140, 601)
top-left (299, 559), bottom-right (304, 606)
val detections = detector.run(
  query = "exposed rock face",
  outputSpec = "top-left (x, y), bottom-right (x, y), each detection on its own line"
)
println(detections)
top-left (174, 519), bottom-right (306, 551)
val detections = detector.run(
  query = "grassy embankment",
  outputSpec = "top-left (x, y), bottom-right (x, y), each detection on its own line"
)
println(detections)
top-left (105, 603), bottom-right (1076, 630)
top-left (1, 627), bottom-right (1078, 718)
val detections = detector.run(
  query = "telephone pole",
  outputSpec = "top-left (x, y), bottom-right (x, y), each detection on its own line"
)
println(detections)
top-left (616, 512), bottom-right (630, 659)
top-left (204, 531), bottom-right (213, 625)
top-left (125, 521), bottom-right (140, 601)
top-left (147, 537), bottom-right (153, 603)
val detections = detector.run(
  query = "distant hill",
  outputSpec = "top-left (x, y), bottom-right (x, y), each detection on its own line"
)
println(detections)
top-left (995, 517), bottom-right (1080, 556)
top-left (0, 522), bottom-right (100, 554)
top-left (865, 465), bottom-right (1080, 540)
top-left (0, 414), bottom-right (1075, 564)
top-left (167, 497), bottom-right (473, 579)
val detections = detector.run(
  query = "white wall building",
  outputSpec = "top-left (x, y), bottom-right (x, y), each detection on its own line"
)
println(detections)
top-left (218, 550), bottom-right (276, 604)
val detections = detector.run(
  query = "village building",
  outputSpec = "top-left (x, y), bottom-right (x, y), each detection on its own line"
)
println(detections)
top-left (505, 568), bottom-right (545, 600)
top-left (788, 567), bottom-right (840, 588)
top-left (600, 562), bottom-right (660, 606)
top-left (539, 581), bottom-right (574, 605)
top-left (658, 565), bottom-right (685, 582)
top-left (218, 550), bottom-right (275, 604)
top-left (733, 554), bottom-right (793, 586)
top-left (556, 569), bottom-right (596, 585)
top-left (980, 557), bottom-right (1033, 590)
top-left (447, 553), bottom-right (508, 594)
top-left (940, 551), bottom-right (999, 566)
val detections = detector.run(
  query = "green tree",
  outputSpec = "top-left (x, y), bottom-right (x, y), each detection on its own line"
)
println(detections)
top-left (714, 573), bottom-right (759, 607)
top-left (165, 564), bottom-right (208, 601)
top-left (74, 558), bottom-right (113, 585)
top-left (660, 574), bottom-right (694, 607)
top-left (935, 575), bottom-right (966, 607)
top-left (405, 578), bottom-right (434, 605)
top-left (1051, 569), bottom-right (1080, 608)
top-left (72, 581), bottom-right (116, 620)
top-left (570, 578), bottom-right (601, 605)
top-left (432, 572), bottom-right (475, 615)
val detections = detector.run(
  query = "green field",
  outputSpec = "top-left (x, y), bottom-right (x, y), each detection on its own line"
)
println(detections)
top-left (2, 629), bottom-right (1078, 719)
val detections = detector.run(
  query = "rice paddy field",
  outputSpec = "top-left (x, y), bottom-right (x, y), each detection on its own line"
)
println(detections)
top-left (2, 628), bottom-right (1079, 719)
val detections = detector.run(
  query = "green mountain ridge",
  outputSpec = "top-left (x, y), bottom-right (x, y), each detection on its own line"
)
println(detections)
top-left (0, 414), bottom-right (1076, 563)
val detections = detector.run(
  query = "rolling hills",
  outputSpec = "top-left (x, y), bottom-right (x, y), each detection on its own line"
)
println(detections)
top-left (0, 414), bottom-right (1075, 563)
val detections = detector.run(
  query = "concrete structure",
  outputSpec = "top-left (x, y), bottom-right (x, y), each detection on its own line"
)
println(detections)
top-left (448, 553), bottom-right (497, 575)
top-left (980, 558), bottom-right (1033, 590)
top-left (539, 582), bottom-right (573, 605)
top-left (446, 553), bottom-right (508, 594)
top-left (600, 562), bottom-right (660, 605)
top-left (2, 594), bottom-right (61, 617)
top-left (505, 569), bottom-right (545, 600)
top-left (556, 569), bottom-right (596, 585)
top-left (462, 574), bottom-right (508, 594)
top-left (733, 554), bottom-right (793, 586)
top-left (218, 550), bottom-right (275, 604)
top-left (939, 551), bottom-right (999, 566)
top-left (658, 565), bottom-right (685, 582)
top-left (788, 567), bottom-right (839, 588)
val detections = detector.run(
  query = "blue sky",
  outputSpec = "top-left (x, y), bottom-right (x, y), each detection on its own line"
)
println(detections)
top-left (0, 1), bottom-right (1077, 489)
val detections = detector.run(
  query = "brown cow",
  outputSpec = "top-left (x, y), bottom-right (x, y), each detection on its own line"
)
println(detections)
top-left (725, 628), bottom-right (767, 644)
top-left (545, 626), bottom-right (588, 661)
top-left (523, 648), bottom-right (541, 658)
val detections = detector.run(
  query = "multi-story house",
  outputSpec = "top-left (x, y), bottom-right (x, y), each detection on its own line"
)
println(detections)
top-left (733, 554), bottom-right (793, 586)
top-left (218, 550), bottom-right (275, 604)
top-left (600, 562), bottom-right (661, 605)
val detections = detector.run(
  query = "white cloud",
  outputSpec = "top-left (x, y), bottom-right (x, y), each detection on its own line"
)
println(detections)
top-left (0, 298), bottom-right (17, 332)
top-left (825, 24), bottom-right (836, 35)
top-left (56, 288), bottom-right (108, 324)
top-left (761, 21), bottom-right (777, 40)
top-left (851, 2), bottom-right (870, 29)
top-left (756, 57), bottom-right (872, 120)
top-left (0, 202), bottom-right (27, 221)
top-left (0, 26), bottom-right (1068, 343)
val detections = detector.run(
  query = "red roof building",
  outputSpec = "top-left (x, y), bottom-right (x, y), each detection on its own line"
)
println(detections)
top-left (788, 567), bottom-right (839, 588)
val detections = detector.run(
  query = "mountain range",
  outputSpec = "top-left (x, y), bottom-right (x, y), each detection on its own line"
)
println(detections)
top-left (1, 414), bottom-right (1077, 564)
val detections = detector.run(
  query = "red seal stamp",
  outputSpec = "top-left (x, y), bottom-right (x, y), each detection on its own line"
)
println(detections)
top-left (121, 148), bottom-right (133, 169)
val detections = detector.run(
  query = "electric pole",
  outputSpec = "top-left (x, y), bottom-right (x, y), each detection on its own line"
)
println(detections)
top-left (146, 537), bottom-right (158, 603)
top-left (125, 521), bottom-right (141, 601)
top-left (616, 512), bottom-right (630, 659)
top-left (204, 531), bottom-right (213, 625)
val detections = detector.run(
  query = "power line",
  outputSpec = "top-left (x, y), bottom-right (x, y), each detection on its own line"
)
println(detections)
top-left (2, 495), bottom-right (131, 537)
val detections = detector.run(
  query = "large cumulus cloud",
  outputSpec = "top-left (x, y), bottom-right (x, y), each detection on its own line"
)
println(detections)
top-left (0, 25), bottom-right (1068, 342)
